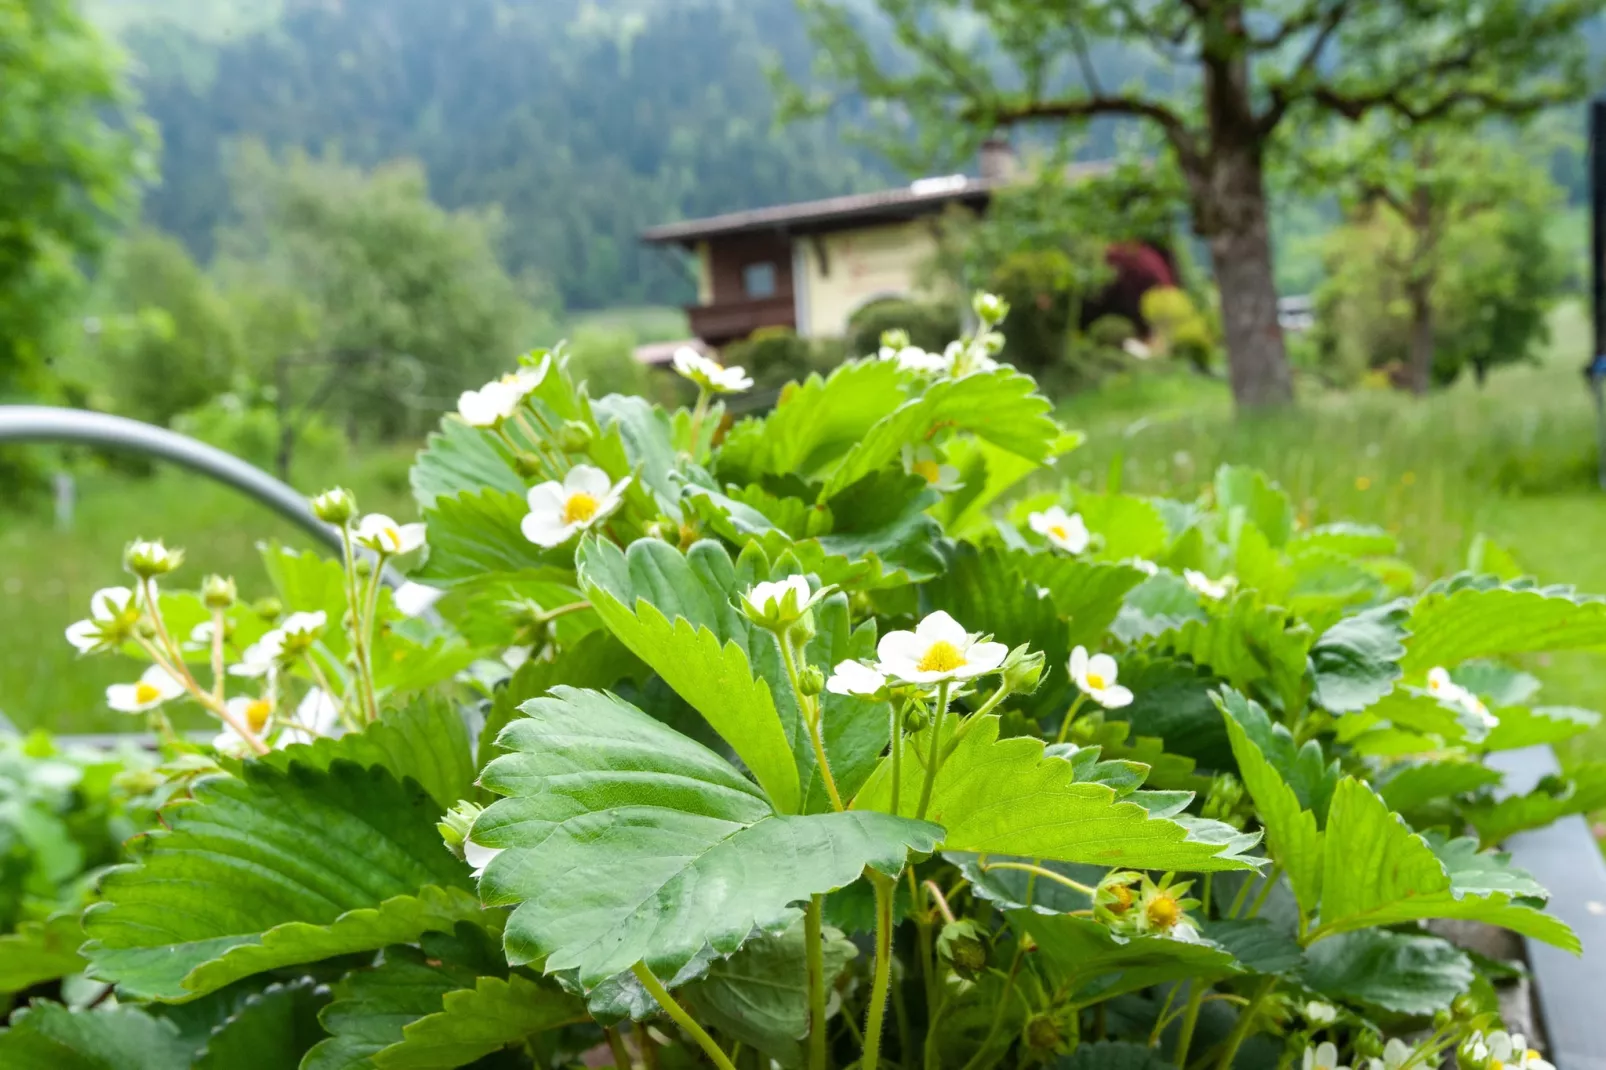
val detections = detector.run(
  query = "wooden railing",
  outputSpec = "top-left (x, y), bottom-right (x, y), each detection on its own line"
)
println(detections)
top-left (686, 295), bottom-right (796, 345)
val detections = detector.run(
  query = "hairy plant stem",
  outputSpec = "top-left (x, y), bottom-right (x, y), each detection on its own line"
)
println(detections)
top-left (687, 387), bottom-right (711, 458)
top-left (337, 526), bottom-right (378, 723)
top-left (208, 607), bottom-right (226, 703)
top-left (134, 601), bottom-right (268, 756)
top-left (631, 962), bottom-right (737, 1070)
top-left (1245, 865), bottom-right (1281, 919)
top-left (914, 682), bottom-right (951, 821)
top-left (805, 895), bottom-right (829, 1070)
top-left (939, 678), bottom-right (1011, 761)
top-left (959, 941), bottom-right (1026, 1070)
top-left (497, 423), bottom-right (560, 483)
top-left (1172, 983), bottom-right (1206, 1066)
top-left (861, 870), bottom-right (897, 1070)
top-left (357, 548), bottom-right (386, 723)
top-left (1054, 692), bottom-right (1089, 745)
top-left (1210, 977), bottom-right (1276, 1070)
top-left (921, 881), bottom-right (957, 925)
top-left (889, 701), bottom-right (905, 815)
top-left (979, 861), bottom-right (1095, 896)
top-left (513, 408), bottom-right (568, 478)
top-left (781, 633), bottom-right (844, 811)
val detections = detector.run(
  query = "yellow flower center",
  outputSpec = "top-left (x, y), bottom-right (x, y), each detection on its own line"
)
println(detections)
top-left (1105, 883), bottom-right (1134, 915)
top-left (133, 681), bottom-right (163, 705)
top-left (916, 640), bottom-right (967, 674)
top-left (246, 699), bottom-right (273, 733)
top-left (1049, 524), bottom-right (1068, 541)
top-left (1146, 893), bottom-right (1181, 930)
top-left (563, 492), bottom-right (599, 526)
top-left (383, 525), bottom-right (402, 549)
top-left (1086, 671), bottom-right (1107, 690)
top-left (912, 459), bottom-right (942, 484)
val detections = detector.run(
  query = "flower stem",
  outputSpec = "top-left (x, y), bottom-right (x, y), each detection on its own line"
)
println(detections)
top-left (913, 682), bottom-right (951, 821)
top-left (1172, 983), bottom-right (1206, 1067)
top-left (939, 678), bottom-right (1010, 761)
top-left (356, 547), bottom-right (386, 723)
top-left (631, 961), bottom-right (737, 1070)
top-left (687, 387), bottom-right (711, 457)
top-left (208, 607), bottom-right (226, 703)
top-left (862, 870), bottom-right (897, 1070)
top-left (979, 861), bottom-right (1095, 896)
top-left (805, 894), bottom-right (829, 1070)
top-left (604, 1027), bottom-right (632, 1070)
top-left (889, 701), bottom-right (904, 816)
top-left (782, 635), bottom-right (843, 812)
top-left (1055, 693), bottom-right (1089, 745)
top-left (337, 526), bottom-right (377, 722)
top-left (1212, 977), bottom-right (1276, 1070)
top-left (921, 880), bottom-right (957, 925)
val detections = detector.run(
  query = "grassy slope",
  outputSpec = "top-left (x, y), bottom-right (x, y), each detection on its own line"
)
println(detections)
top-left (1058, 302), bottom-right (1606, 769)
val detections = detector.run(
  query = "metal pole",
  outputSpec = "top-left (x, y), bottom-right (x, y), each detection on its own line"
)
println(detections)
top-left (1589, 100), bottom-right (1606, 489)
top-left (0, 405), bottom-right (343, 553)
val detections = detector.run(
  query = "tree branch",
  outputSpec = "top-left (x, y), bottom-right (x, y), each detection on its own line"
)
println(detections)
top-left (1257, 0), bottom-right (1354, 133)
top-left (969, 95), bottom-right (1201, 170)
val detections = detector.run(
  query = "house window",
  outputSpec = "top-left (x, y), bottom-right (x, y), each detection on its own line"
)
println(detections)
top-left (742, 261), bottom-right (778, 298)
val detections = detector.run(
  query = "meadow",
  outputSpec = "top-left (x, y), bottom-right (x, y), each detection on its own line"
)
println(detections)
top-left (6, 305), bottom-right (1606, 781)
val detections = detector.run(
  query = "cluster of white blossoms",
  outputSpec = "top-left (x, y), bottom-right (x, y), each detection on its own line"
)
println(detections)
top-left (826, 610), bottom-right (1008, 696)
top-left (1184, 568), bottom-right (1234, 600)
top-left (1028, 506), bottom-right (1089, 554)
top-left (521, 465), bottom-right (631, 548)
top-left (1426, 666), bottom-right (1499, 730)
top-left (1464, 1031), bottom-right (1553, 1070)
top-left (672, 347), bottom-right (754, 394)
top-left (456, 356), bottom-right (551, 427)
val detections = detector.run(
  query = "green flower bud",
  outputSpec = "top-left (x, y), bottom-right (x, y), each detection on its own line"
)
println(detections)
top-left (201, 574), bottom-right (237, 610)
top-left (1202, 772), bottom-right (1248, 829)
top-left (1000, 644), bottom-right (1046, 696)
top-left (936, 919), bottom-right (988, 980)
top-left (879, 327), bottom-right (911, 351)
top-left (1450, 994), bottom-right (1479, 1019)
top-left (310, 487), bottom-right (358, 525)
top-left (437, 800), bottom-right (485, 860)
top-left (135, 618), bottom-right (159, 640)
top-left (1023, 1014), bottom-right (1061, 1051)
top-left (799, 666), bottom-right (826, 697)
top-left (1351, 1028), bottom-right (1383, 1060)
top-left (253, 597), bottom-right (284, 622)
top-left (902, 702), bottom-right (931, 734)
top-left (513, 452), bottom-right (546, 479)
top-left (559, 420), bottom-right (594, 453)
top-left (124, 538), bottom-right (184, 579)
top-left (972, 291), bottom-right (1010, 327)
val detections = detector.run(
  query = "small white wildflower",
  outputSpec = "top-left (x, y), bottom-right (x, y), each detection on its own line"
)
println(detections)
top-left (1126, 558), bottom-right (1160, 577)
top-left (1425, 666), bottom-right (1499, 730)
top-left (1303, 1001), bottom-right (1338, 1027)
top-left (902, 444), bottom-right (963, 493)
top-left (64, 586), bottom-right (139, 653)
top-left (457, 381), bottom-right (521, 427)
top-left (1302, 1041), bottom-right (1348, 1070)
top-left (1068, 646), bottom-right (1133, 709)
top-left (355, 514), bottom-right (427, 556)
top-left (672, 347), bottom-right (753, 394)
top-left (520, 464), bottom-right (630, 547)
top-left (875, 611), bottom-right (1008, 685)
top-left (1028, 506), bottom-right (1090, 554)
top-left (739, 575), bottom-right (823, 631)
top-left (826, 660), bottom-right (887, 697)
top-left (1485, 1031), bottom-right (1553, 1070)
top-left (1184, 569), bottom-right (1232, 600)
top-left (231, 630), bottom-right (286, 678)
top-left (106, 664), bottom-right (185, 713)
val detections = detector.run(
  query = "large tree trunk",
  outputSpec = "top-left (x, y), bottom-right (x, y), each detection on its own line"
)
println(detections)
top-left (1404, 273), bottom-right (1435, 395)
top-left (1189, 82), bottom-right (1293, 408)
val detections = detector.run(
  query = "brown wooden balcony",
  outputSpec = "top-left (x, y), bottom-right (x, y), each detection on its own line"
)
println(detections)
top-left (686, 295), bottom-right (796, 347)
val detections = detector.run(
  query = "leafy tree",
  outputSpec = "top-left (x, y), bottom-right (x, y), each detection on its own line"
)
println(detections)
top-left (0, 0), bottom-right (149, 400)
top-left (792, 0), bottom-right (1600, 408)
top-left (213, 144), bottom-right (544, 474)
top-left (1310, 129), bottom-right (1564, 390)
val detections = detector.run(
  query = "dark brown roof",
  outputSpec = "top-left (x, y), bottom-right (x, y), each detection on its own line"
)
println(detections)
top-left (641, 161), bottom-right (1118, 246)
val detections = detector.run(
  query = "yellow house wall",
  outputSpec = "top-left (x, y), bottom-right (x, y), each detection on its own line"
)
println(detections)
top-left (797, 220), bottom-right (944, 338)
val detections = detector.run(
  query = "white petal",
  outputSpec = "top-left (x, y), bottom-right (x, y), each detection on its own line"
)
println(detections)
top-left (393, 582), bottom-right (446, 617)
top-left (65, 620), bottom-right (101, 653)
top-left (464, 839), bottom-right (504, 878)
top-left (526, 481), bottom-right (566, 513)
top-left (1426, 666), bottom-right (1451, 691)
top-left (1088, 653), bottom-right (1119, 684)
top-left (141, 663), bottom-right (186, 698)
top-left (876, 630), bottom-right (926, 666)
top-left (356, 514), bottom-right (397, 542)
top-left (1096, 685), bottom-right (1134, 709)
top-left (1068, 646), bottom-right (1089, 682)
top-left (953, 640), bottom-right (1008, 677)
top-left (521, 510), bottom-right (574, 548)
top-left (566, 464), bottom-right (613, 498)
top-left (105, 684), bottom-right (144, 712)
top-left (916, 610), bottom-right (968, 647)
top-left (90, 586), bottom-right (135, 620)
top-left (394, 523), bottom-right (428, 553)
top-left (827, 660), bottom-right (886, 696)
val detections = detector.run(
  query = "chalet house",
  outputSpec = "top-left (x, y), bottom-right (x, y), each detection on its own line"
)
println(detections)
top-left (641, 147), bottom-right (1173, 352)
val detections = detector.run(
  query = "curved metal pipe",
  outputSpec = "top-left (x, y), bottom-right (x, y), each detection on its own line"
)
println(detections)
top-left (0, 407), bottom-right (440, 615)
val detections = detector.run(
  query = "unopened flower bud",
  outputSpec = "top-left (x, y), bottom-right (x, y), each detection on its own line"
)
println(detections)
top-left (253, 597), bottom-right (284, 622)
top-left (513, 452), bottom-right (545, 479)
top-left (1023, 1014), bottom-right (1061, 1051)
top-left (310, 487), bottom-right (358, 525)
top-left (1450, 994), bottom-right (1478, 1019)
top-left (135, 618), bottom-right (159, 640)
top-left (799, 666), bottom-right (825, 697)
top-left (1202, 772), bottom-right (1247, 829)
top-left (558, 420), bottom-right (593, 453)
top-left (936, 919), bottom-right (988, 980)
top-left (125, 539), bottom-right (183, 579)
top-left (354, 557), bottom-right (375, 578)
top-left (880, 328), bottom-right (911, 350)
top-left (903, 703), bottom-right (931, 734)
top-left (201, 574), bottom-right (237, 610)
top-left (1000, 645), bottom-right (1046, 696)
top-left (437, 800), bottom-right (485, 860)
top-left (972, 291), bottom-right (1010, 326)
top-left (1351, 1029), bottom-right (1383, 1060)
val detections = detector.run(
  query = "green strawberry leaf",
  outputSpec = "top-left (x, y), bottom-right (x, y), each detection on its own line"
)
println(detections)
top-left (0, 1003), bottom-right (193, 1070)
top-left (302, 952), bottom-right (471, 1070)
top-left (1309, 601), bottom-right (1409, 714)
top-left (0, 914), bottom-right (86, 995)
top-left (194, 978), bottom-right (330, 1070)
top-left (1463, 764), bottom-right (1606, 848)
top-left (1403, 581), bottom-right (1606, 672)
top-left (474, 687), bottom-right (941, 988)
top-left (1017, 913), bottom-right (1242, 1003)
top-left (1215, 465), bottom-right (1294, 548)
top-left (1300, 930), bottom-right (1472, 1016)
top-left (372, 973), bottom-right (587, 1069)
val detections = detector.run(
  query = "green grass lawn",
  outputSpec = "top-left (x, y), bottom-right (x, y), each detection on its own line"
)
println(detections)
top-left (1057, 301), bottom-right (1606, 771)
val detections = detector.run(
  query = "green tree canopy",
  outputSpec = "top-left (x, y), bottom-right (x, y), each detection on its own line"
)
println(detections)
top-left (0, 0), bottom-right (149, 399)
top-left (793, 0), bottom-right (1600, 409)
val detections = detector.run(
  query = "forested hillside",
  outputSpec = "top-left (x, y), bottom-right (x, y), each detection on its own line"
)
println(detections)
top-left (94, 0), bottom-right (895, 309)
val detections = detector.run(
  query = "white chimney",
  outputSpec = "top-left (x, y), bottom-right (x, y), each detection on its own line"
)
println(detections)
top-left (979, 136), bottom-right (1017, 182)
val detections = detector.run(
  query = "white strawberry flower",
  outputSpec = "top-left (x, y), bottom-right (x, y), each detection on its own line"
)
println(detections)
top-left (355, 514), bottom-right (427, 556)
top-left (215, 694), bottom-right (277, 755)
top-left (1484, 1032), bottom-right (1553, 1070)
top-left (106, 664), bottom-right (185, 713)
top-left (875, 610), bottom-right (1008, 685)
top-left (740, 575), bottom-right (829, 631)
top-left (902, 444), bottom-right (963, 493)
top-left (492, 354), bottom-right (550, 399)
top-left (520, 464), bottom-right (630, 547)
top-left (1028, 506), bottom-right (1090, 553)
top-left (1126, 558), bottom-right (1160, 577)
top-left (1068, 646), bottom-right (1133, 709)
top-left (1184, 569), bottom-right (1233, 600)
top-left (827, 660), bottom-right (887, 697)
top-left (672, 347), bottom-right (753, 394)
top-left (230, 630), bottom-right (286, 678)
top-left (1303, 1041), bottom-right (1348, 1070)
top-left (1425, 667), bottom-right (1499, 730)
top-left (882, 344), bottom-right (948, 374)
top-left (1302, 1001), bottom-right (1338, 1027)
top-left (464, 838), bottom-right (503, 879)
top-left (65, 586), bottom-right (139, 653)
top-left (457, 380), bottom-right (521, 427)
